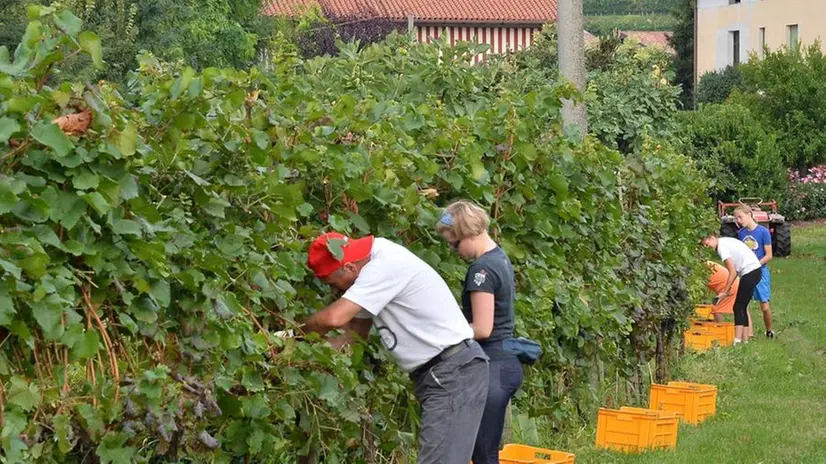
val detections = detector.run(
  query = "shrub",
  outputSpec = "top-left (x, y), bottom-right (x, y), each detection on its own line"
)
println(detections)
top-left (695, 65), bottom-right (742, 105)
top-left (0, 8), bottom-right (712, 461)
top-left (678, 103), bottom-right (788, 204)
top-left (784, 166), bottom-right (826, 220)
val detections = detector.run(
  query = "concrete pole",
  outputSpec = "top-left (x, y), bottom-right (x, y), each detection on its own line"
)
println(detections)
top-left (557, 0), bottom-right (588, 139)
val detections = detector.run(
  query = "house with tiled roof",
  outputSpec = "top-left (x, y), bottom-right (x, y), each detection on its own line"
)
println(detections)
top-left (264, 0), bottom-right (558, 61)
top-left (620, 31), bottom-right (674, 54)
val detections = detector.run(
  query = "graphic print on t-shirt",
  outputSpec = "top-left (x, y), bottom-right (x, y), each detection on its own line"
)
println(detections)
top-left (474, 270), bottom-right (488, 287)
top-left (742, 234), bottom-right (759, 251)
top-left (377, 325), bottom-right (398, 351)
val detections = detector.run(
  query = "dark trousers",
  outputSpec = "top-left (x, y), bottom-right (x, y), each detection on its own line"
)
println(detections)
top-left (412, 341), bottom-right (490, 464)
top-left (734, 268), bottom-right (762, 326)
top-left (471, 356), bottom-right (523, 464)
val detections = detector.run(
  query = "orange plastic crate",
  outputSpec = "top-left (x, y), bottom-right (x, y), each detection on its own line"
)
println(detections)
top-left (649, 381), bottom-right (718, 425)
top-left (684, 322), bottom-right (734, 351)
top-left (698, 322), bottom-right (734, 340)
top-left (684, 330), bottom-right (722, 351)
top-left (691, 321), bottom-right (735, 341)
top-left (595, 407), bottom-right (679, 453)
top-left (498, 444), bottom-right (575, 464)
top-left (694, 304), bottom-right (714, 321)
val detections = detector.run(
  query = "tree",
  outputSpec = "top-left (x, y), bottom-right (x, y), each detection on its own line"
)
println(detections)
top-left (668, 0), bottom-right (694, 108)
top-left (586, 41), bottom-right (680, 153)
top-left (679, 103), bottom-right (788, 204)
top-left (289, 6), bottom-right (400, 59)
top-left (55, 0), bottom-right (140, 81)
top-left (501, 26), bottom-right (681, 154)
top-left (1, 0), bottom-right (276, 82)
top-left (733, 43), bottom-right (826, 169)
top-left (558, 0), bottom-right (588, 137)
top-left (134, 0), bottom-right (272, 70)
top-left (0, 0), bottom-right (33, 51)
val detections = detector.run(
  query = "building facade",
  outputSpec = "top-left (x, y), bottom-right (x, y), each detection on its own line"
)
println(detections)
top-left (695, 0), bottom-right (826, 82)
top-left (264, 0), bottom-right (556, 62)
top-left (414, 24), bottom-right (544, 63)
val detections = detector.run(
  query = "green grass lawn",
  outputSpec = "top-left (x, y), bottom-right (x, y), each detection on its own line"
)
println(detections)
top-left (527, 223), bottom-right (826, 463)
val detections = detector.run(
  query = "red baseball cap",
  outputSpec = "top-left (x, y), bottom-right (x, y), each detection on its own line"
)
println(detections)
top-left (307, 232), bottom-right (374, 278)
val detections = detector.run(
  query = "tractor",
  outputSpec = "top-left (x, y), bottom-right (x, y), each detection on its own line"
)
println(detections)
top-left (719, 198), bottom-right (791, 257)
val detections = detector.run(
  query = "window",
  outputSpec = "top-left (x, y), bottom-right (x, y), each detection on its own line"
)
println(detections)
top-left (759, 27), bottom-right (766, 58)
top-left (788, 24), bottom-right (799, 47)
top-left (730, 30), bottom-right (741, 66)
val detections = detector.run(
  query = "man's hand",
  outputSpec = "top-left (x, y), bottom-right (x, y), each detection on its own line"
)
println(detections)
top-left (327, 317), bottom-right (373, 350)
top-left (274, 329), bottom-right (305, 341)
top-left (303, 298), bottom-right (365, 336)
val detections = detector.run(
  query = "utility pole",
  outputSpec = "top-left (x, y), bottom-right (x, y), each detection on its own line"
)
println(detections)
top-left (557, 0), bottom-right (588, 139)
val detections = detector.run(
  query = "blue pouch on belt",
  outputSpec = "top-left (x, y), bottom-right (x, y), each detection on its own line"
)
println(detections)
top-left (502, 337), bottom-right (543, 365)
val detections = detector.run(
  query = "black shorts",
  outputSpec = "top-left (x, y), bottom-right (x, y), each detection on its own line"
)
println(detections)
top-left (733, 268), bottom-right (762, 326)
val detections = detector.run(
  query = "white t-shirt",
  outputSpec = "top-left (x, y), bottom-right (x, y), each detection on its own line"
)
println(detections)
top-left (716, 237), bottom-right (761, 277)
top-left (342, 238), bottom-right (473, 371)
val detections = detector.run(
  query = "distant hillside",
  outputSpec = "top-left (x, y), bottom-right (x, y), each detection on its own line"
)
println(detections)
top-left (584, 0), bottom-right (680, 16)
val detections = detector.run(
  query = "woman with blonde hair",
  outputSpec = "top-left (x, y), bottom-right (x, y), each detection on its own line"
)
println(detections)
top-left (437, 200), bottom-right (522, 464)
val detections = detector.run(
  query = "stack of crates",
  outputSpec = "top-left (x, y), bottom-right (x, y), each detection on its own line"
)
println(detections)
top-left (498, 444), bottom-right (575, 464)
top-left (595, 407), bottom-right (679, 453)
top-left (649, 381), bottom-right (718, 425)
top-left (593, 303), bottom-right (723, 455)
top-left (684, 321), bottom-right (735, 351)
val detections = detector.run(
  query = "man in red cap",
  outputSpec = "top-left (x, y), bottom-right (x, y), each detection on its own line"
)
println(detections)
top-left (304, 232), bottom-right (490, 464)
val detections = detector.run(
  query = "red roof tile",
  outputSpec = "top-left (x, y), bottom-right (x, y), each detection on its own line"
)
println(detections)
top-left (620, 31), bottom-right (674, 53)
top-left (263, 0), bottom-right (320, 16)
top-left (263, 0), bottom-right (557, 24)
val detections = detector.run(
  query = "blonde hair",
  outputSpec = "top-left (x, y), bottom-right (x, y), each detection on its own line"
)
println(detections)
top-left (436, 200), bottom-right (490, 240)
top-left (734, 204), bottom-right (753, 216)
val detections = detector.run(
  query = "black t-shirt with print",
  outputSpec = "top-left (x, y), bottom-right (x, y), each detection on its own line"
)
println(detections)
top-left (461, 246), bottom-right (515, 343)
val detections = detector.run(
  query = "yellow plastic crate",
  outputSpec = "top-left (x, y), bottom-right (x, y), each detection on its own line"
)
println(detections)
top-left (595, 407), bottom-right (679, 453)
top-left (692, 321), bottom-right (734, 343)
top-left (649, 381), bottom-right (718, 425)
top-left (684, 330), bottom-right (722, 351)
top-left (499, 444), bottom-right (575, 464)
top-left (694, 304), bottom-right (714, 321)
top-left (684, 322), bottom-right (734, 351)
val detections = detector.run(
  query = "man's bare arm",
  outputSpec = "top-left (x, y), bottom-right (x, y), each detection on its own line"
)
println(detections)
top-left (304, 298), bottom-right (364, 335)
top-left (327, 317), bottom-right (373, 350)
